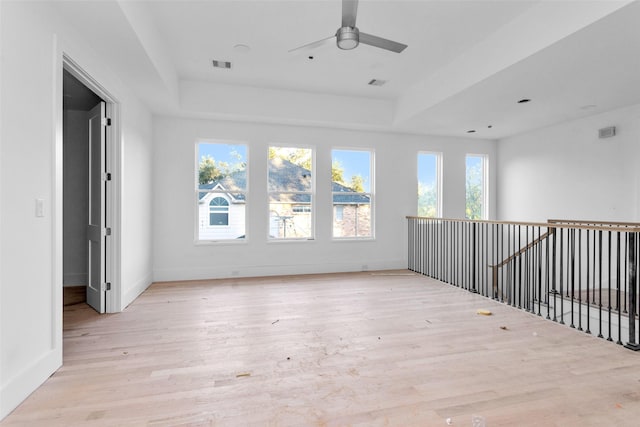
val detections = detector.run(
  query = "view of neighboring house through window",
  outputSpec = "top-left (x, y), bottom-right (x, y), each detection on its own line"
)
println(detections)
top-left (332, 149), bottom-right (373, 238)
top-left (417, 152), bottom-right (441, 217)
top-left (196, 141), bottom-right (247, 241)
top-left (465, 154), bottom-right (487, 220)
top-left (268, 146), bottom-right (314, 240)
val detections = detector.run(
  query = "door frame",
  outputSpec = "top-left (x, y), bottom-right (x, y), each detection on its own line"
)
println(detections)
top-left (58, 54), bottom-right (121, 313)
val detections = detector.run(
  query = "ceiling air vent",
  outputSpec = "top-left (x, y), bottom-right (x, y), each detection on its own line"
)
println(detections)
top-left (212, 60), bottom-right (232, 69)
top-left (598, 126), bottom-right (616, 139)
top-left (368, 79), bottom-right (387, 86)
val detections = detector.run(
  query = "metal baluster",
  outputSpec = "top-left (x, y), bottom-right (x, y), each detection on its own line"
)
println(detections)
top-left (586, 229), bottom-right (591, 334)
top-left (578, 229), bottom-right (583, 331)
top-left (617, 232), bottom-right (622, 345)
top-left (598, 230), bottom-right (604, 339)
top-left (625, 232), bottom-right (639, 350)
top-left (559, 228), bottom-right (565, 324)
top-left (608, 231), bottom-right (613, 342)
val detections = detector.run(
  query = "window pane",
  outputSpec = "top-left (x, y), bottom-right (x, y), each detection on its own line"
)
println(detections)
top-left (198, 143), bottom-right (247, 190)
top-left (466, 155), bottom-right (485, 220)
top-left (268, 147), bottom-right (312, 192)
top-left (417, 153), bottom-right (439, 217)
top-left (331, 149), bottom-right (370, 193)
top-left (268, 146), bottom-right (314, 240)
top-left (197, 142), bottom-right (247, 241)
top-left (332, 149), bottom-right (373, 239)
top-left (269, 194), bottom-right (312, 239)
top-left (332, 198), bottom-right (371, 238)
top-left (198, 192), bottom-right (245, 240)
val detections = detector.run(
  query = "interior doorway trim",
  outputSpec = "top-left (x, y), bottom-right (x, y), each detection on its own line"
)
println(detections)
top-left (59, 54), bottom-right (122, 313)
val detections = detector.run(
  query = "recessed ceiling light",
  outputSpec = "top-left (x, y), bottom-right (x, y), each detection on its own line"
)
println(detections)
top-left (517, 98), bottom-right (531, 104)
top-left (467, 130), bottom-right (476, 133)
top-left (308, 55), bottom-right (314, 60)
top-left (212, 60), bottom-right (232, 69)
top-left (487, 125), bottom-right (493, 129)
top-left (233, 44), bottom-right (250, 53)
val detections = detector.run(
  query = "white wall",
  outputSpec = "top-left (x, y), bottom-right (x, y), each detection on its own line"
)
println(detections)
top-left (119, 100), bottom-right (154, 308)
top-left (153, 117), bottom-right (496, 281)
top-left (0, 1), bottom-right (153, 419)
top-left (497, 103), bottom-right (640, 222)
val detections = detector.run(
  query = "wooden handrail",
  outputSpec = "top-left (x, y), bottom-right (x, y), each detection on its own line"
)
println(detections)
top-left (490, 228), bottom-right (556, 268)
top-left (406, 216), bottom-right (640, 233)
top-left (548, 219), bottom-right (640, 227)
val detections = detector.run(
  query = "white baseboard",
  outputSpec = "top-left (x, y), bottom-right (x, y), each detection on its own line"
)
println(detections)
top-left (0, 349), bottom-right (61, 421)
top-left (63, 272), bottom-right (86, 286)
top-left (153, 259), bottom-right (406, 282)
top-left (121, 272), bottom-right (153, 310)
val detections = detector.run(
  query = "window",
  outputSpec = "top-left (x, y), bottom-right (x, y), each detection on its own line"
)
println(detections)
top-left (209, 197), bottom-right (229, 226)
top-left (417, 152), bottom-right (441, 217)
top-left (292, 205), bottom-right (311, 213)
top-left (332, 149), bottom-right (373, 238)
top-left (268, 146), bottom-right (314, 240)
top-left (196, 141), bottom-right (247, 241)
top-left (465, 154), bottom-right (488, 220)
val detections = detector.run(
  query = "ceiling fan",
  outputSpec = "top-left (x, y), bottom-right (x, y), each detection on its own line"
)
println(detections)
top-left (289, 0), bottom-right (407, 54)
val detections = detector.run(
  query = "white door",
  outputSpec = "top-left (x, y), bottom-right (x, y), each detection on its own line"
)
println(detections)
top-left (87, 102), bottom-right (107, 313)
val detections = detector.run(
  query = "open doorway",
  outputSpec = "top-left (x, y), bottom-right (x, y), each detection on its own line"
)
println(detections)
top-left (62, 59), bottom-right (119, 314)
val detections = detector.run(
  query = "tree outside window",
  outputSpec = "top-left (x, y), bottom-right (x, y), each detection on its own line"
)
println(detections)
top-left (465, 155), bottom-right (487, 220)
top-left (417, 152), bottom-right (440, 217)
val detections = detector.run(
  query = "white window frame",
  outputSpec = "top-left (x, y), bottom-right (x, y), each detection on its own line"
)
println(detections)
top-left (267, 145), bottom-right (316, 241)
top-left (465, 153), bottom-right (489, 220)
top-left (417, 151), bottom-right (442, 218)
top-left (331, 148), bottom-right (375, 240)
top-left (195, 140), bottom-right (248, 244)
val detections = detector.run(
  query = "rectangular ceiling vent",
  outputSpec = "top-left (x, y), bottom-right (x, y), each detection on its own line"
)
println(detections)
top-left (598, 126), bottom-right (616, 139)
top-left (368, 79), bottom-right (387, 86)
top-left (212, 60), bottom-right (232, 69)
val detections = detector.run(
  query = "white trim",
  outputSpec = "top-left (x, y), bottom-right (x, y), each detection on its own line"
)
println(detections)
top-left (61, 55), bottom-right (122, 313)
top-left (0, 349), bottom-right (61, 420)
top-left (121, 272), bottom-right (153, 310)
top-left (153, 259), bottom-right (405, 283)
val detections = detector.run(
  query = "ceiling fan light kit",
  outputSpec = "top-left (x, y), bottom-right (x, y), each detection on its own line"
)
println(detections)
top-left (290, 0), bottom-right (407, 54)
top-left (336, 27), bottom-right (359, 50)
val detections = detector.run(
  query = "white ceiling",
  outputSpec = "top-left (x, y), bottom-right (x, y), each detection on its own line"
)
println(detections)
top-left (55, 0), bottom-right (640, 139)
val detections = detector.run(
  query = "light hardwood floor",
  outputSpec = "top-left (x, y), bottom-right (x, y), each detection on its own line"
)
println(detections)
top-left (3, 271), bottom-right (640, 426)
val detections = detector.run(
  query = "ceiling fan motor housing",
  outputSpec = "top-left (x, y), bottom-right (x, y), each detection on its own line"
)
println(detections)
top-left (336, 26), bottom-right (359, 50)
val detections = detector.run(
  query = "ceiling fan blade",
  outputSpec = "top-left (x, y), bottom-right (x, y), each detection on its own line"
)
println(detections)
top-left (342, 0), bottom-right (358, 28)
top-left (359, 32), bottom-right (408, 53)
top-left (288, 35), bottom-right (335, 53)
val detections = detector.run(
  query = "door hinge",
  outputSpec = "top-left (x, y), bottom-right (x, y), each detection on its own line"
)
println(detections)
top-left (104, 282), bottom-right (111, 291)
top-left (105, 227), bottom-right (112, 236)
top-left (102, 118), bottom-right (112, 126)
top-left (104, 172), bottom-right (112, 181)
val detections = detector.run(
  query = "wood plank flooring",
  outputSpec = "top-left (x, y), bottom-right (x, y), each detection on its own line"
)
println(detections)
top-left (3, 271), bottom-right (640, 426)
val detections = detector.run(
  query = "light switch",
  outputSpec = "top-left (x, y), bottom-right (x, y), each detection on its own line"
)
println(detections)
top-left (35, 198), bottom-right (44, 217)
